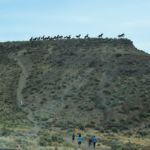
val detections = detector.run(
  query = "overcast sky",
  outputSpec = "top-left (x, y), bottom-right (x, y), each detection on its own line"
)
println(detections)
top-left (0, 0), bottom-right (150, 53)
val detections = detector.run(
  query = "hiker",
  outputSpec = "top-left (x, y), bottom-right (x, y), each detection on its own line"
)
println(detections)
top-left (92, 135), bottom-right (97, 149)
top-left (72, 133), bottom-right (75, 142)
top-left (88, 137), bottom-right (92, 147)
top-left (77, 133), bottom-right (83, 148)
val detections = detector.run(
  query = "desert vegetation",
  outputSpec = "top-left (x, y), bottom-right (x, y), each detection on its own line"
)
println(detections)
top-left (0, 37), bottom-right (149, 149)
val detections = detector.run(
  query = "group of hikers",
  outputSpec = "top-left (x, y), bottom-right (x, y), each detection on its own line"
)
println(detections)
top-left (72, 133), bottom-right (97, 149)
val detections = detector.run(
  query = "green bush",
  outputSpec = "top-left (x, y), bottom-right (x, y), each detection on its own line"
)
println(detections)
top-left (137, 130), bottom-right (149, 137)
top-left (108, 140), bottom-right (141, 150)
top-left (39, 133), bottom-right (64, 146)
top-left (0, 126), bottom-right (12, 136)
top-left (110, 140), bottom-right (122, 150)
top-left (122, 142), bottom-right (141, 150)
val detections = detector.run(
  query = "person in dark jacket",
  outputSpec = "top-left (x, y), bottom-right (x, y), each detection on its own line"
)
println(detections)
top-left (88, 137), bottom-right (92, 147)
top-left (72, 133), bottom-right (75, 142)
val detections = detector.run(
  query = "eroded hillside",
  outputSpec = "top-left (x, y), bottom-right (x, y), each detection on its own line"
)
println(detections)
top-left (0, 38), bottom-right (150, 133)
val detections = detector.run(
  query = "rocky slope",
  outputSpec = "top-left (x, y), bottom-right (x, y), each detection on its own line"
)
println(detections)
top-left (0, 38), bottom-right (149, 133)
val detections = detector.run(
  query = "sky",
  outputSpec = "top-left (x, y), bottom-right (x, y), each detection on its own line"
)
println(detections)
top-left (0, 0), bottom-right (150, 53)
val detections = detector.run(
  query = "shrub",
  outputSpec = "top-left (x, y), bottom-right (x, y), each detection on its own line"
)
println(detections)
top-left (0, 126), bottom-right (12, 136)
top-left (39, 132), bottom-right (64, 146)
top-left (110, 140), bottom-right (122, 150)
top-left (122, 142), bottom-right (141, 150)
top-left (137, 130), bottom-right (149, 137)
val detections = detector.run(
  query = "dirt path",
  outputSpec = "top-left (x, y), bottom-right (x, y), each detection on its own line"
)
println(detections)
top-left (16, 57), bottom-right (28, 106)
top-left (65, 136), bottom-right (101, 150)
top-left (13, 51), bottom-right (41, 137)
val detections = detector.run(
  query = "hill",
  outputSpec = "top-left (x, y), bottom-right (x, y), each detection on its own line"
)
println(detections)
top-left (0, 38), bottom-right (150, 135)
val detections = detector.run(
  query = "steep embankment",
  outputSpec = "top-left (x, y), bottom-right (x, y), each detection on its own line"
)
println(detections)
top-left (0, 38), bottom-right (149, 134)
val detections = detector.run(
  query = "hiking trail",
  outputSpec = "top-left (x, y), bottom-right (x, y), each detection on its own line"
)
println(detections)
top-left (65, 136), bottom-right (102, 150)
top-left (11, 50), bottom-right (41, 136)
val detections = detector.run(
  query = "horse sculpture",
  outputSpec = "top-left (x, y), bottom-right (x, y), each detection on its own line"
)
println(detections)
top-left (84, 34), bottom-right (89, 39)
top-left (41, 35), bottom-right (45, 40)
top-left (47, 36), bottom-right (53, 40)
top-left (118, 33), bottom-right (125, 38)
top-left (64, 35), bottom-right (71, 40)
top-left (31, 37), bottom-right (38, 41)
top-left (98, 33), bottom-right (103, 38)
top-left (29, 37), bottom-right (33, 41)
top-left (76, 34), bottom-right (81, 39)
top-left (58, 35), bottom-right (63, 39)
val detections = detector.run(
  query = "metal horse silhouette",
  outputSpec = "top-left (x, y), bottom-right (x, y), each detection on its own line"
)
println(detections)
top-left (118, 33), bottom-right (125, 38)
top-left (64, 35), bottom-right (71, 40)
top-left (84, 34), bottom-right (89, 39)
top-left (76, 34), bottom-right (81, 39)
top-left (98, 33), bottom-right (103, 38)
